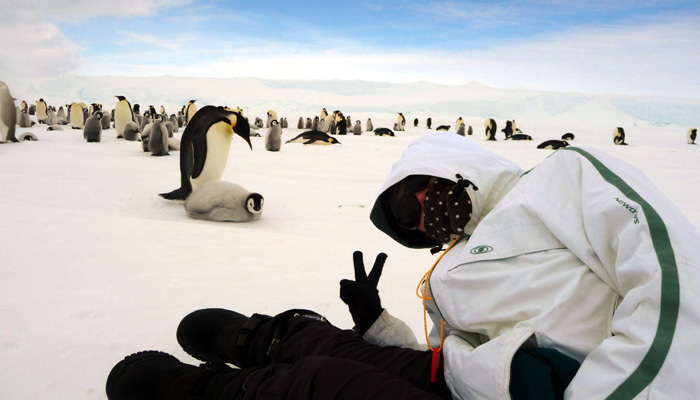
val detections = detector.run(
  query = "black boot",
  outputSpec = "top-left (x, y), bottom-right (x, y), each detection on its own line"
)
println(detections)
top-left (105, 350), bottom-right (251, 400)
top-left (176, 308), bottom-right (328, 368)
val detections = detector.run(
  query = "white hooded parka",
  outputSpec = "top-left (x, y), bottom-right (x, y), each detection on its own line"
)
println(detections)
top-left (367, 132), bottom-right (700, 399)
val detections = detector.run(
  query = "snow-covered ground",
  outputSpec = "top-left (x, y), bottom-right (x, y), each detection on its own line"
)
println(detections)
top-left (1, 78), bottom-right (699, 399)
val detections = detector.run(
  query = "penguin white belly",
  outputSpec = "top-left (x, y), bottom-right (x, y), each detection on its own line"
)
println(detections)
top-left (114, 104), bottom-right (131, 136)
top-left (190, 121), bottom-right (233, 191)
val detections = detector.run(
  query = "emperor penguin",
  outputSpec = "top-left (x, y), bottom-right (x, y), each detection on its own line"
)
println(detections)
top-left (456, 124), bottom-right (466, 136)
top-left (335, 112), bottom-right (347, 135)
top-left (353, 120), bottom-right (362, 135)
top-left (169, 114), bottom-right (179, 133)
top-left (485, 118), bottom-right (497, 140)
top-left (320, 108), bottom-right (328, 120)
top-left (281, 117), bottom-right (288, 129)
top-left (426, 117), bottom-right (432, 129)
top-left (374, 128), bottom-right (395, 137)
top-left (159, 106), bottom-right (251, 200)
top-left (184, 181), bottom-right (264, 222)
top-left (436, 125), bottom-right (450, 132)
top-left (414, 118), bottom-right (419, 127)
top-left (688, 128), bottom-right (697, 145)
top-left (185, 100), bottom-right (197, 125)
top-left (537, 139), bottom-right (569, 149)
top-left (266, 110), bottom-right (277, 128)
top-left (133, 104), bottom-right (141, 124)
top-left (397, 113), bottom-right (406, 131)
top-left (467, 125), bottom-right (473, 136)
top-left (101, 110), bottom-right (112, 130)
top-left (149, 114), bottom-right (170, 156)
top-left (305, 117), bottom-right (312, 129)
top-left (83, 110), bottom-right (103, 142)
top-left (20, 100), bottom-right (28, 113)
top-left (613, 127), bottom-right (628, 145)
top-left (254, 117), bottom-right (264, 129)
top-left (286, 130), bottom-right (341, 145)
top-left (501, 120), bottom-right (514, 139)
top-left (18, 109), bottom-right (33, 128)
top-left (265, 119), bottom-right (282, 151)
top-left (69, 102), bottom-right (86, 129)
top-left (0, 81), bottom-right (18, 142)
top-left (139, 110), bottom-right (152, 132)
top-left (366, 118), bottom-right (374, 132)
top-left (28, 104), bottom-right (35, 115)
top-left (561, 132), bottom-right (575, 141)
top-left (114, 96), bottom-right (134, 138)
top-left (57, 105), bottom-right (65, 119)
top-left (123, 121), bottom-right (140, 141)
top-left (297, 117), bottom-right (304, 129)
top-left (35, 99), bottom-right (48, 124)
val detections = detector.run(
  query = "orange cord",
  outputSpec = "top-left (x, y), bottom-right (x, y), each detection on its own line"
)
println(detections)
top-left (416, 236), bottom-right (463, 352)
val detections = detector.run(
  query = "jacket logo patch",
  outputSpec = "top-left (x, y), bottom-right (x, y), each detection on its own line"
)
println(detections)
top-left (614, 197), bottom-right (640, 224)
top-left (470, 245), bottom-right (493, 255)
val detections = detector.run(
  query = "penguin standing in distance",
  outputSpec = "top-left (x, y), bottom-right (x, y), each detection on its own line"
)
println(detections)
top-left (149, 114), bottom-right (170, 156)
top-left (83, 110), bottom-right (103, 142)
top-left (28, 104), bottom-right (35, 115)
top-left (20, 100), bottom-right (28, 113)
top-left (537, 139), bottom-right (569, 149)
top-left (18, 109), bottom-right (33, 128)
top-left (397, 113), bottom-right (406, 131)
top-left (414, 118), bottom-right (419, 127)
top-left (133, 104), bottom-right (142, 125)
top-left (613, 127), bottom-right (628, 145)
top-left (485, 118), bottom-right (497, 140)
top-left (335, 112), bottom-right (347, 135)
top-left (561, 132), bottom-right (575, 141)
top-left (114, 96), bottom-right (134, 138)
top-left (185, 181), bottom-right (263, 222)
top-left (688, 128), bottom-right (697, 144)
top-left (169, 114), bottom-right (179, 133)
top-left (366, 118), bottom-right (374, 132)
top-left (286, 130), bottom-right (341, 145)
top-left (101, 110), bottom-right (112, 130)
top-left (456, 124), bottom-right (466, 136)
top-left (35, 99), bottom-right (48, 124)
top-left (281, 117), bottom-right (288, 129)
top-left (501, 120), bottom-right (514, 139)
top-left (160, 106), bottom-right (251, 200)
top-left (140, 110), bottom-right (152, 132)
top-left (57, 105), bottom-right (65, 120)
top-left (0, 81), bottom-right (18, 143)
top-left (69, 102), bottom-right (86, 129)
top-left (185, 100), bottom-right (197, 126)
top-left (305, 117), bottom-right (312, 129)
top-left (456, 117), bottom-right (464, 130)
top-left (311, 116), bottom-right (319, 131)
top-left (467, 125), bottom-right (473, 136)
top-left (426, 117), bottom-right (432, 129)
top-left (297, 117), bottom-right (304, 129)
top-left (353, 120), bottom-right (362, 135)
top-left (265, 119), bottom-right (282, 152)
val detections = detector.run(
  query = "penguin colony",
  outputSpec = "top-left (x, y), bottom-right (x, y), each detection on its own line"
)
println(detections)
top-left (4, 80), bottom-right (699, 225)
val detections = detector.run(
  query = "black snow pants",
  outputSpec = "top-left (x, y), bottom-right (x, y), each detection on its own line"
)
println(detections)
top-left (238, 316), bottom-right (452, 400)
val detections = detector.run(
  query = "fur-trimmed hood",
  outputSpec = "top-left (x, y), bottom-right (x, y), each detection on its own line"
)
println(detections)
top-left (370, 132), bottom-right (524, 248)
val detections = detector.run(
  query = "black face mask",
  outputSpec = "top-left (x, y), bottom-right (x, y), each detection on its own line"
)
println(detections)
top-left (422, 177), bottom-right (475, 242)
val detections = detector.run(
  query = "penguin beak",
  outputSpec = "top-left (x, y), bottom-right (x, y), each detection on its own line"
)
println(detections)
top-left (233, 112), bottom-right (252, 149)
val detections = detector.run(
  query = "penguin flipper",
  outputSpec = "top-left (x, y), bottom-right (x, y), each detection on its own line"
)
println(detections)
top-left (191, 124), bottom-right (208, 179)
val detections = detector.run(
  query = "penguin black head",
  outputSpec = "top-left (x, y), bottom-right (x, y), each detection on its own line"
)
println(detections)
top-left (271, 119), bottom-right (279, 126)
top-left (232, 111), bottom-right (252, 149)
top-left (133, 104), bottom-right (140, 113)
top-left (93, 111), bottom-right (103, 119)
top-left (115, 96), bottom-right (126, 101)
top-left (246, 193), bottom-right (264, 214)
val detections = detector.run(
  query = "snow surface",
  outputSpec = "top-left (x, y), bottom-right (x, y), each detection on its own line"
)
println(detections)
top-left (1, 78), bottom-right (700, 399)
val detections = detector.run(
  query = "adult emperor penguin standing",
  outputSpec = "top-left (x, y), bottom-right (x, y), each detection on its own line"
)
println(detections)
top-left (0, 81), bottom-right (18, 143)
top-left (185, 100), bottom-right (197, 126)
top-left (69, 102), bottom-right (86, 129)
top-left (159, 106), bottom-right (251, 200)
top-left (114, 96), bottom-right (134, 139)
top-left (397, 113), bottom-right (406, 131)
top-left (266, 110), bottom-right (277, 128)
top-left (35, 98), bottom-right (48, 124)
top-left (688, 128), bottom-right (697, 145)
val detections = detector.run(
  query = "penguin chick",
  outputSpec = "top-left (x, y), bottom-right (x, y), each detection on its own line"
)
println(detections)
top-left (185, 181), bottom-right (263, 222)
top-left (265, 120), bottom-right (282, 151)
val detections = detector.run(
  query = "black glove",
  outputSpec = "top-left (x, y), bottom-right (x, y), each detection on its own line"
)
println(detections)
top-left (339, 251), bottom-right (387, 335)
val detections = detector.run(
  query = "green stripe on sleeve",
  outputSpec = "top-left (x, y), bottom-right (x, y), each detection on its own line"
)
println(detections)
top-left (563, 147), bottom-right (680, 399)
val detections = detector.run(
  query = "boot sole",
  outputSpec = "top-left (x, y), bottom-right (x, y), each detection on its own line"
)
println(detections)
top-left (105, 350), bottom-right (178, 399)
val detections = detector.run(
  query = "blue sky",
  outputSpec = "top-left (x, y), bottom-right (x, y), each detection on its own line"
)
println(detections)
top-left (1, 0), bottom-right (699, 98)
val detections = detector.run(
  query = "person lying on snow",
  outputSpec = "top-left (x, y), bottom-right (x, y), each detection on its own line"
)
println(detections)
top-left (107, 132), bottom-right (700, 400)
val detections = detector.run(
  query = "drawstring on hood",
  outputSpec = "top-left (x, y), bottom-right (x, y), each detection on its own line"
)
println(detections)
top-left (370, 133), bottom-right (524, 249)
